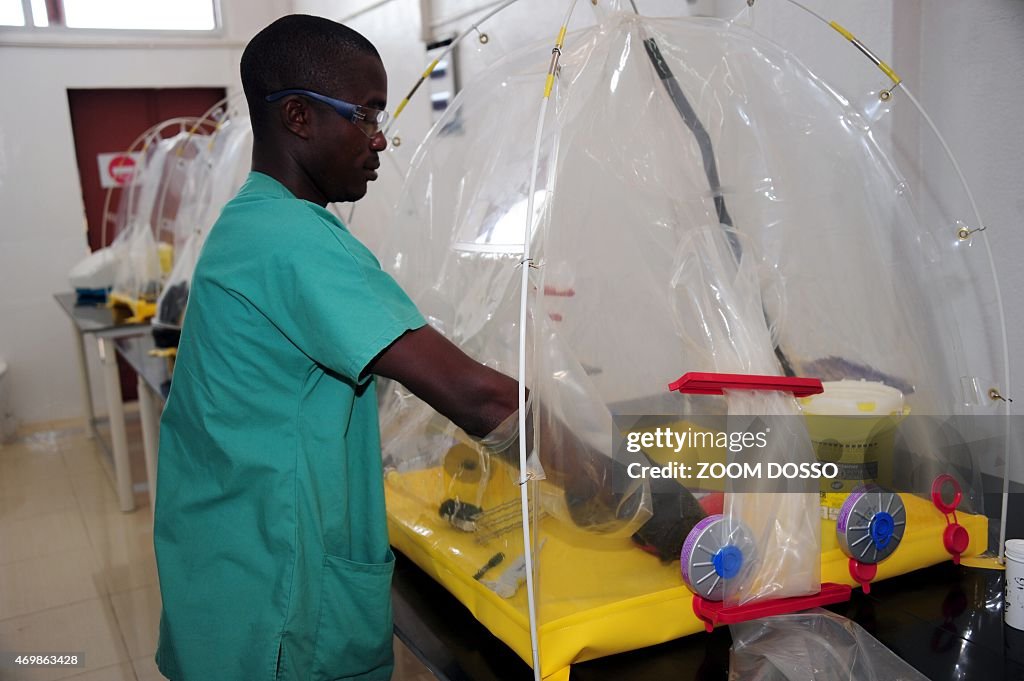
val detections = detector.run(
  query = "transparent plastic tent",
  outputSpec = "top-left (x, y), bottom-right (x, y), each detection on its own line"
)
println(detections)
top-left (99, 107), bottom-right (252, 332)
top-left (107, 121), bottom-right (215, 322)
top-left (151, 111), bottom-right (253, 346)
top-left (373, 3), bottom-right (1010, 679)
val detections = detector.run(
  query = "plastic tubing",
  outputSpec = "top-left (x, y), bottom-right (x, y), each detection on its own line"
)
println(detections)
top-left (516, 5), bottom-right (579, 677)
top-left (777, 0), bottom-right (1013, 561)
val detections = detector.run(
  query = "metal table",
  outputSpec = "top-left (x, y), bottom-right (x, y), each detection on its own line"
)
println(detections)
top-left (54, 292), bottom-right (151, 511)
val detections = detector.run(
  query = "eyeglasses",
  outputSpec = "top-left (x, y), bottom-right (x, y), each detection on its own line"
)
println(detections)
top-left (264, 89), bottom-right (390, 139)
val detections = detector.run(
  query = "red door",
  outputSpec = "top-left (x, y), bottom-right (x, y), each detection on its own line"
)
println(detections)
top-left (68, 87), bottom-right (228, 399)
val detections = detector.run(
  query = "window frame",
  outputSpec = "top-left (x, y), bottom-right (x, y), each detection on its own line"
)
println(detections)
top-left (1, 0), bottom-right (223, 37)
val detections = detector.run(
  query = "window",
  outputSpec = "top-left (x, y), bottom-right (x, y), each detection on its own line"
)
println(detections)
top-left (0, 0), bottom-right (25, 26)
top-left (30, 0), bottom-right (48, 26)
top-left (62, 0), bottom-right (216, 30)
top-left (2, 0), bottom-right (219, 31)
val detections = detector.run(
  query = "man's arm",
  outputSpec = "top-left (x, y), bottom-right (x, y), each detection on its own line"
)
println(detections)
top-left (368, 324), bottom-right (597, 484)
top-left (367, 324), bottom-right (519, 438)
top-left (369, 325), bottom-right (628, 526)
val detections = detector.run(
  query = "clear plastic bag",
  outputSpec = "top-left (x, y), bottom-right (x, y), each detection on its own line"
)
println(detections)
top-left (723, 391), bottom-right (820, 605)
top-left (669, 221), bottom-right (820, 603)
top-left (152, 117), bottom-right (252, 342)
top-left (729, 608), bottom-right (929, 681)
top-left (107, 136), bottom-right (176, 319)
top-left (109, 131), bottom-right (209, 321)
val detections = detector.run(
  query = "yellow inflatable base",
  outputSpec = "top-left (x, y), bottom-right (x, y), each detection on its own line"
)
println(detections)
top-left (385, 468), bottom-right (986, 681)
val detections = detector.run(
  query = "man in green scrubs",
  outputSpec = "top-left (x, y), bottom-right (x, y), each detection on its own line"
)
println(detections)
top-left (153, 15), bottom-right (520, 681)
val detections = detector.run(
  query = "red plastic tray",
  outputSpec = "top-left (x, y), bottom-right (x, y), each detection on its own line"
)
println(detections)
top-left (692, 583), bottom-right (852, 632)
top-left (669, 372), bottom-right (824, 398)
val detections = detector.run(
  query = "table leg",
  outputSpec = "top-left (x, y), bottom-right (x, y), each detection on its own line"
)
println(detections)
top-left (137, 376), bottom-right (161, 514)
top-left (98, 336), bottom-right (135, 512)
top-left (71, 320), bottom-right (97, 437)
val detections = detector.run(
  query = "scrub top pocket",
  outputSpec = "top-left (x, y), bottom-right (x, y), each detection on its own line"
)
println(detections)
top-left (311, 549), bottom-right (396, 681)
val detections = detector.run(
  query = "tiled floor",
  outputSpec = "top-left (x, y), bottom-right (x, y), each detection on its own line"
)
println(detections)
top-left (0, 425), bottom-right (435, 681)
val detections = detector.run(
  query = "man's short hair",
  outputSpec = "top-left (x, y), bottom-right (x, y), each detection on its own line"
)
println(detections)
top-left (240, 15), bottom-right (380, 137)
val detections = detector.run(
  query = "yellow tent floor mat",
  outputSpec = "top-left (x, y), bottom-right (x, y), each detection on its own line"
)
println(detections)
top-left (385, 467), bottom-right (987, 680)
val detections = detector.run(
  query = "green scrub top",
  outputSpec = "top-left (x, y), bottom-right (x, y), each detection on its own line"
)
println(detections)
top-left (154, 172), bottom-right (425, 681)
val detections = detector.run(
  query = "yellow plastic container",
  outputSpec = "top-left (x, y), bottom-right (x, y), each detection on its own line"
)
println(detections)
top-left (800, 380), bottom-right (909, 518)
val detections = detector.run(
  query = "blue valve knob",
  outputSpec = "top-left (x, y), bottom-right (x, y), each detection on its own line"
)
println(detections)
top-left (870, 511), bottom-right (895, 550)
top-left (713, 545), bottom-right (744, 579)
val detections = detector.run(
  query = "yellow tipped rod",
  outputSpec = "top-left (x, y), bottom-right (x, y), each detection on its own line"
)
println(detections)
top-left (391, 57), bottom-right (440, 121)
top-left (517, 4), bottom-right (581, 680)
top-left (828, 20), bottom-right (901, 88)
top-left (780, 1), bottom-right (901, 97)
top-left (544, 25), bottom-right (570, 99)
top-left (386, 0), bottom-right (524, 134)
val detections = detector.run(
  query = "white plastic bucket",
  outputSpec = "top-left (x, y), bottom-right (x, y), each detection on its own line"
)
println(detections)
top-left (1006, 539), bottom-right (1024, 630)
top-left (801, 380), bottom-right (908, 511)
top-left (800, 379), bottom-right (906, 417)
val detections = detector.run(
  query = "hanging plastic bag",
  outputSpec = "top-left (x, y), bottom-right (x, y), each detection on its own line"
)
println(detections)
top-left (107, 135), bottom-right (178, 321)
top-left (671, 225), bottom-right (820, 604)
top-left (729, 608), bottom-right (929, 681)
top-left (152, 117), bottom-right (253, 344)
top-left (723, 389), bottom-right (820, 605)
top-left (152, 228), bottom-right (202, 347)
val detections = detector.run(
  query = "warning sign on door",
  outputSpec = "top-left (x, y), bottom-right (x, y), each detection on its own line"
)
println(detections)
top-left (97, 152), bottom-right (142, 188)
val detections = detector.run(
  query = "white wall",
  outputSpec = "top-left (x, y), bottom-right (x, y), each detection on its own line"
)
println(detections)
top-left (912, 0), bottom-right (1024, 486)
top-left (913, 0), bottom-right (1024, 417)
top-left (0, 0), bottom-right (293, 427)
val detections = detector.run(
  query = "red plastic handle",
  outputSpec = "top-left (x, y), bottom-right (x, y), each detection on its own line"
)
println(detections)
top-left (669, 372), bottom-right (824, 397)
top-left (931, 474), bottom-right (963, 515)
top-left (692, 583), bottom-right (851, 632)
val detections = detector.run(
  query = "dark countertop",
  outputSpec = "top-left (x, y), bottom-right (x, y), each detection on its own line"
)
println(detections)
top-left (54, 292), bottom-right (150, 336)
top-left (392, 553), bottom-right (1024, 681)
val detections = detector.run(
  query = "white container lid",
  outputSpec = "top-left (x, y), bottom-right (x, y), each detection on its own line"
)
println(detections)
top-left (1006, 539), bottom-right (1024, 562)
top-left (801, 379), bottom-right (905, 416)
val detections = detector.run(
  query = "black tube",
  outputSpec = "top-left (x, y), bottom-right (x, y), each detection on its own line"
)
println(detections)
top-left (642, 35), bottom-right (796, 377)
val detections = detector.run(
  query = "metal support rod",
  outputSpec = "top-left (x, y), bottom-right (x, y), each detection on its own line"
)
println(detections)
top-left (98, 336), bottom-right (135, 512)
top-left (137, 376), bottom-right (161, 515)
top-left (71, 321), bottom-right (97, 437)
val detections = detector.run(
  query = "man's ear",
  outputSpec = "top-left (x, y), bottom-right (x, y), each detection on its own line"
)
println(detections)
top-left (279, 97), bottom-right (314, 140)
